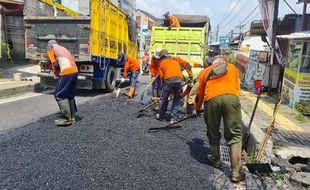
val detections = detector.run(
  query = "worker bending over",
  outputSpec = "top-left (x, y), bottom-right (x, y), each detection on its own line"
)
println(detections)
top-left (164, 12), bottom-right (180, 27)
top-left (47, 40), bottom-right (78, 126)
top-left (118, 53), bottom-right (140, 98)
top-left (196, 56), bottom-right (244, 183)
top-left (182, 66), bottom-right (203, 116)
top-left (156, 49), bottom-right (193, 124)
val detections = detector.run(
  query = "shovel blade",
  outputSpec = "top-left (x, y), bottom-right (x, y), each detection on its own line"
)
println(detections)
top-left (246, 163), bottom-right (273, 174)
top-left (115, 88), bottom-right (121, 97)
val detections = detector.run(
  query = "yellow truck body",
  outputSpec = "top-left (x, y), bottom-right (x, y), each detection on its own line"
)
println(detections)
top-left (25, 0), bottom-right (138, 91)
top-left (90, 0), bottom-right (137, 60)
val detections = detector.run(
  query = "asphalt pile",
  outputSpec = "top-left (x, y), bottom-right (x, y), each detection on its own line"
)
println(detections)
top-left (0, 93), bottom-right (237, 189)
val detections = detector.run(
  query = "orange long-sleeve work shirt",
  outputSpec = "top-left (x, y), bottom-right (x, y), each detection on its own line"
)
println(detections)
top-left (196, 63), bottom-right (241, 111)
top-left (170, 15), bottom-right (180, 27)
top-left (158, 57), bottom-right (193, 81)
top-left (123, 56), bottom-right (140, 78)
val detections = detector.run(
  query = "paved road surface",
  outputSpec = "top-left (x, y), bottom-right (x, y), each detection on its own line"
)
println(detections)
top-left (0, 76), bottom-right (241, 189)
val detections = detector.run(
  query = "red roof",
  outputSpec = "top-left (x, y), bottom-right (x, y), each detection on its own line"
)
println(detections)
top-left (0, 0), bottom-right (24, 12)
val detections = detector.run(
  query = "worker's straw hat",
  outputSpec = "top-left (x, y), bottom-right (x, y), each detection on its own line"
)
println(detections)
top-left (153, 48), bottom-right (162, 59)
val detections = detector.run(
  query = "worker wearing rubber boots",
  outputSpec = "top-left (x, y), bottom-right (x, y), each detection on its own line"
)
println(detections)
top-left (181, 67), bottom-right (203, 116)
top-left (196, 56), bottom-right (244, 183)
top-left (47, 40), bottom-right (78, 126)
top-left (156, 49), bottom-right (193, 124)
top-left (164, 12), bottom-right (181, 27)
top-left (150, 48), bottom-right (163, 109)
top-left (118, 53), bottom-right (140, 98)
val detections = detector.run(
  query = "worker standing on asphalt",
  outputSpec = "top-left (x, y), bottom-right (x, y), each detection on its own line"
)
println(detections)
top-left (156, 49), bottom-right (193, 124)
top-left (164, 12), bottom-right (180, 27)
top-left (46, 40), bottom-right (78, 126)
top-left (142, 52), bottom-right (150, 75)
top-left (118, 53), bottom-right (140, 98)
top-left (150, 48), bottom-right (163, 102)
top-left (196, 56), bottom-right (244, 183)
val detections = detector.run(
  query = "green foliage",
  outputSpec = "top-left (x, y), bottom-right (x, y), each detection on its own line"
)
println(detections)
top-left (295, 112), bottom-right (306, 123)
top-left (295, 102), bottom-right (310, 115)
top-left (229, 53), bottom-right (237, 65)
top-left (247, 154), bottom-right (256, 164)
top-left (1, 43), bottom-right (12, 60)
top-left (271, 173), bottom-right (285, 181)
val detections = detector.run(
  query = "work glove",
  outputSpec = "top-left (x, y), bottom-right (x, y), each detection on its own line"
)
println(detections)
top-left (120, 77), bottom-right (125, 83)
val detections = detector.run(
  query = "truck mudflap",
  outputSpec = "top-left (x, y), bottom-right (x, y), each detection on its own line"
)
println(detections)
top-left (38, 72), bottom-right (93, 90)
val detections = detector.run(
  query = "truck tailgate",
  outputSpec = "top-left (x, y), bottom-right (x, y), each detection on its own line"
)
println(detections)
top-left (24, 16), bottom-right (91, 62)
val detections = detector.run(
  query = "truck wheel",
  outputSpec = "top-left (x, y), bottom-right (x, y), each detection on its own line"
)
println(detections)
top-left (106, 66), bottom-right (116, 92)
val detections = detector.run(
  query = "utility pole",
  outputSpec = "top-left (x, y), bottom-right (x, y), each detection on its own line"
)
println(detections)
top-left (215, 25), bottom-right (219, 42)
top-left (235, 22), bottom-right (245, 50)
top-left (267, 0), bottom-right (280, 96)
top-left (301, 0), bottom-right (308, 31)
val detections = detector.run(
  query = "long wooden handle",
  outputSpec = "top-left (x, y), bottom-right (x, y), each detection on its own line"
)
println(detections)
top-left (256, 99), bottom-right (282, 162)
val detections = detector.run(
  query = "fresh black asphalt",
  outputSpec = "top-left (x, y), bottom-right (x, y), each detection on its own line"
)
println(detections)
top-left (0, 93), bottom-right (235, 189)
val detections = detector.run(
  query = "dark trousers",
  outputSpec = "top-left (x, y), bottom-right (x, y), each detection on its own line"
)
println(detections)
top-left (54, 73), bottom-right (78, 101)
top-left (159, 82), bottom-right (182, 120)
top-left (131, 70), bottom-right (140, 87)
top-left (152, 77), bottom-right (162, 97)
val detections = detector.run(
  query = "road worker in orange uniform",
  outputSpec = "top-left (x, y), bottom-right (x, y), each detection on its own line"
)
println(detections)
top-left (118, 53), bottom-right (140, 98)
top-left (150, 48), bottom-right (163, 100)
top-left (164, 12), bottom-right (180, 27)
top-left (195, 56), bottom-right (244, 183)
top-left (142, 53), bottom-right (150, 75)
top-left (46, 40), bottom-right (78, 126)
top-left (155, 49), bottom-right (193, 124)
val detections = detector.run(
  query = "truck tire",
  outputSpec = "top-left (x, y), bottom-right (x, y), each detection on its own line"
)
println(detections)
top-left (105, 66), bottom-right (116, 92)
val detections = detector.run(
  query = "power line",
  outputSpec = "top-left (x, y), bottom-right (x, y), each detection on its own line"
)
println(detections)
top-left (240, 5), bottom-right (259, 24)
top-left (222, 1), bottom-right (249, 28)
top-left (219, 0), bottom-right (241, 26)
top-left (283, 0), bottom-right (297, 14)
top-left (218, 0), bottom-right (234, 25)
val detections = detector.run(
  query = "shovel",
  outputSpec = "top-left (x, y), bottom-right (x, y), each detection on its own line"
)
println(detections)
top-left (140, 75), bottom-right (158, 101)
top-left (148, 110), bottom-right (203, 131)
top-left (242, 92), bottom-right (261, 150)
top-left (113, 81), bottom-right (123, 97)
top-left (137, 99), bottom-right (161, 118)
top-left (245, 99), bottom-right (282, 174)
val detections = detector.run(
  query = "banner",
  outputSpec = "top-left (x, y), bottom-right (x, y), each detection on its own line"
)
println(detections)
top-left (258, 0), bottom-right (285, 65)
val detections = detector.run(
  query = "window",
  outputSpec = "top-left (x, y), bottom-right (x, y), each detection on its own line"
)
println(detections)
top-left (300, 42), bottom-right (310, 73)
top-left (288, 41), bottom-right (302, 72)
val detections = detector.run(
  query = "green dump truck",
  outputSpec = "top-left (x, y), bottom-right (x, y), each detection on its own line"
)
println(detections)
top-left (149, 15), bottom-right (210, 65)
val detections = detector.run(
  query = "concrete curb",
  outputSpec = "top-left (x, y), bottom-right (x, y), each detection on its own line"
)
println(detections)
top-left (0, 83), bottom-right (43, 99)
top-left (241, 110), bottom-right (273, 162)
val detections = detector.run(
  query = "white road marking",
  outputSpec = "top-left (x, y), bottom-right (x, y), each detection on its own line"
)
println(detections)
top-left (0, 90), bottom-right (54, 105)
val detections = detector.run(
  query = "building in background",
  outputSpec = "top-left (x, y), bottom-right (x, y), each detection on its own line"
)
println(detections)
top-left (136, 9), bottom-right (158, 58)
top-left (119, 0), bottom-right (136, 20)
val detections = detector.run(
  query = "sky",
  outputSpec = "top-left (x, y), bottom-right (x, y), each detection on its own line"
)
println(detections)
top-left (62, 0), bottom-right (307, 41)
top-left (136, 0), bottom-right (307, 39)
